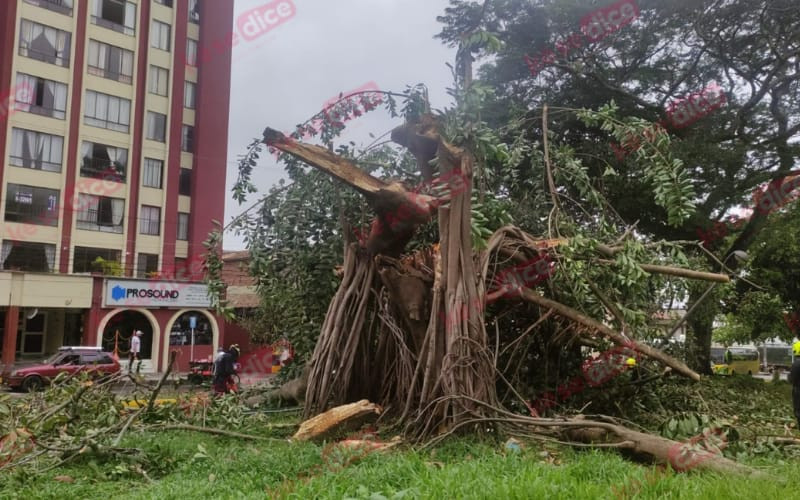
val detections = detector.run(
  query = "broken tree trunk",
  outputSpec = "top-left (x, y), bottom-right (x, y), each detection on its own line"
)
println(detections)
top-left (293, 399), bottom-right (382, 442)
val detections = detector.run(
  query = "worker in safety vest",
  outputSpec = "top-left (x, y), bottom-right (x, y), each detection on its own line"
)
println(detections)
top-left (789, 341), bottom-right (800, 429)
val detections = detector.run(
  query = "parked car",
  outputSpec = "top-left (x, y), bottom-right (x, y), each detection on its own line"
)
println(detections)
top-left (1, 347), bottom-right (120, 392)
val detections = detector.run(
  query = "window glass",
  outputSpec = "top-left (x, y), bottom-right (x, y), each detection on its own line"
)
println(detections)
top-left (142, 158), bottom-right (163, 188)
top-left (84, 90), bottom-right (131, 133)
top-left (9, 128), bottom-right (64, 172)
top-left (146, 111), bottom-right (167, 142)
top-left (18, 19), bottom-right (72, 67)
top-left (4, 184), bottom-right (60, 227)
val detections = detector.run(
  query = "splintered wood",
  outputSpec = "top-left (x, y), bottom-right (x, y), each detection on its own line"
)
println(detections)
top-left (292, 400), bottom-right (382, 442)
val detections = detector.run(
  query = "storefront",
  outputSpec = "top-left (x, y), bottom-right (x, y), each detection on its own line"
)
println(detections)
top-left (1, 272), bottom-right (225, 374)
top-left (92, 278), bottom-right (222, 373)
top-left (1, 271), bottom-right (93, 367)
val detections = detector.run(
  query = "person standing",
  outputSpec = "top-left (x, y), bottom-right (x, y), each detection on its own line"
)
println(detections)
top-left (212, 344), bottom-right (240, 395)
top-left (129, 330), bottom-right (142, 373)
top-left (789, 342), bottom-right (800, 429)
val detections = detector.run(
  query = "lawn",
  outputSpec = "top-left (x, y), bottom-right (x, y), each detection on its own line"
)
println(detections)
top-left (1, 376), bottom-right (798, 499)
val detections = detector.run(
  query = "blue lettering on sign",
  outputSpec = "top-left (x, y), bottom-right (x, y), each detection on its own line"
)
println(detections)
top-left (110, 284), bottom-right (179, 301)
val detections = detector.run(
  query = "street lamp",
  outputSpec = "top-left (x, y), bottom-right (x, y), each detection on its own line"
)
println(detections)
top-left (666, 250), bottom-right (749, 338)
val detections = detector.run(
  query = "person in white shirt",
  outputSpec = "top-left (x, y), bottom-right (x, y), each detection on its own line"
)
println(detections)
top-left (129, 330), bottom-right (142, 373)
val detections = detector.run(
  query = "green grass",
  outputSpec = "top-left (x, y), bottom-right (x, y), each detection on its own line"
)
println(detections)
top-left (1, 429), bottom-right (798, 500)
top-left (1, 376), bottom-right (798, 499)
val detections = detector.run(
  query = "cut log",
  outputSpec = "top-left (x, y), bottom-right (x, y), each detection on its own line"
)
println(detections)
top-left (293, 399), bottom-right (382, 442)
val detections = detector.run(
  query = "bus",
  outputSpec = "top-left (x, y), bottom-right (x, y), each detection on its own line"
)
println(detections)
top-left (713, 347), bottom-right (760, 376)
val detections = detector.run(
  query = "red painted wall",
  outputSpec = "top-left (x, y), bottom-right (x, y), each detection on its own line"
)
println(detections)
top-left (190, 0), bottom-right (233, 261)
top-left (161, 0), bottom-right (189, 276)
top-left (0, 0), bottom-right (18, 198)
top-left (123, 0), bottom-right (152, 276)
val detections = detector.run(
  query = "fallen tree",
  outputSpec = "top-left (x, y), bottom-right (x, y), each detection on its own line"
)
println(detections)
top-left (223, 46), bottom-right (755, 475)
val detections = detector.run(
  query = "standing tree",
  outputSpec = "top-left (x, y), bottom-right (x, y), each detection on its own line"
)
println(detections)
top-left (435, 0), bottom-right (800, 373)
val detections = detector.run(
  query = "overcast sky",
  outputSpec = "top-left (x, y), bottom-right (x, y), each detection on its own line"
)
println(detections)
top-left (224, 0), bottom-right (457, 250)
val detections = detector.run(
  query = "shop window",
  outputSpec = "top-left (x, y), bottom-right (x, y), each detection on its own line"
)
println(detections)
top-left (170, 311), bottom-right (212, 346)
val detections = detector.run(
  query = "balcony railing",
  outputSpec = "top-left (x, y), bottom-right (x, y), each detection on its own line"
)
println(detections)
top-left (23, 0), bottom-right (73, 16)
top-left (76, 208), bottom-right (124, 233)
top-left (91, 15), bottom-right (135, 36)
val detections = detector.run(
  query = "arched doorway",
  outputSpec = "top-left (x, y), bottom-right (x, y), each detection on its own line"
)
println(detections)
top-left (99, 309), bottom-right (157, 369)
top-left (163, 309), bottom-right (219, 372)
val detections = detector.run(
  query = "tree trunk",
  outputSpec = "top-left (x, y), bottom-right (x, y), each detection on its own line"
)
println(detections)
top-left (686, 285), bottom-right (717, 375)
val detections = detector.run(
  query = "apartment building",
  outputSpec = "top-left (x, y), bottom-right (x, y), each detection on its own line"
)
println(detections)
top-left (0, 0), bottom-right (233, 372)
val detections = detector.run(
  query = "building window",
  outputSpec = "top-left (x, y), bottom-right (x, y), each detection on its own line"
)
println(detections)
top-left (136, 253), bottom-right (159, 278)
top-left (154, 0), bottom-right (173, 6)
top-left (181, 125), bottom-right (194, 153)
top-left (184, 81), bottom-right (196, 109)
top-left (14, 74), bottom-right (68, 119)
top-left (146, 111), bottom-right (167, 142)
top-left (151, 20), bottom-right (171, 51)
top-left (189, 0), bottom-right (200, 24)
top-left (179, 168), bottom-right (192, 196)
top-left (87, 39), bottom-right (134, 84)
top-left (4, 184), bottom-right (59, 227)
top-left (186, 39), bottom-right (198, 66)
top-left (170, 311), bottom-right (212, 346)
top-left (9, 128), bottom-right (64, 172)
top-left (139, 205), bottom-right (161, 235)
top-left (92, 0), bottom-right (136, 35)
top-left (177, 213), bottom-right (189, 240)
top-left (76, 194), bottom-right (124, 233)
top-left (142, 158), bottom-right (163, 188)
top-left (80, 141), bottom-right (127, 182)
top-left (1, 241), bottom-right (56, 273)
top-left (73, 247), bottom-right (122, 274)
top-left (23, 0), bottom-right (74, 16)
top-left (84, 90), bottom-right (131, 133)
top-left (18, 19), bottom-right (71, 67)
top-left (149, 66), bottom-right (169, 96)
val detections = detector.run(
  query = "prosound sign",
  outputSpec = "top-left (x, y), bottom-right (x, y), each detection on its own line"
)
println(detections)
top-left (103, 279), bottom-right (212, 308)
